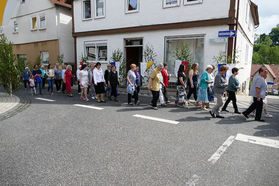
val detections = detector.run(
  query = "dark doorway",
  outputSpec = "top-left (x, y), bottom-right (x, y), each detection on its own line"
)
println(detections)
top-left (125, 39), bottom-right (143, 72)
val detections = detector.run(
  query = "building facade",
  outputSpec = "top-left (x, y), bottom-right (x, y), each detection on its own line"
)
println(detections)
top-left (70, 0), bottom-right (259, 93)
top-left (1, 0), bottom-right (74, 67)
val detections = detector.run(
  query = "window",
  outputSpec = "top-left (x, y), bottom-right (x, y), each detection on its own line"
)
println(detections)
top-left (163, 0), bottom-right (180, 8)
top-left (95, 0), bottom-right (105, 18)
top-left (85, 42), bottom-right (107, 62)
top-left (83, 0), bottom-right (91, 19)
top-left (245, 1), bottom-right (250, 23)
top-left (184, 0), bottom-right (203, 5)
top-left (31, 16), bottom-right (38, 30)
top-left (41, 52), bottom-right (49, 64)
top-left (126, 0), bottom-right (139, 13)
top-left (17, 54), bottom-right (27, 66)
top-left (39, 15), bottom-right (46, 29)
top-left (13, 21), bottom-right (18, 33)
top-left (21, 0), bottom-right (25, 3)
top-left (165, 36), bottom-right (204, 75)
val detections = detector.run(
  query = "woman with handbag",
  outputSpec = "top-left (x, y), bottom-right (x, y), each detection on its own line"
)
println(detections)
top-left (127, 64), bottom-right (139, 105)
top-left (176, 64), bottom-right (188, 108)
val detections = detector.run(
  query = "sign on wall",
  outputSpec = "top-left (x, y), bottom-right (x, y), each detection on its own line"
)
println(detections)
top-left (218, 30), bottom-right (236, 38)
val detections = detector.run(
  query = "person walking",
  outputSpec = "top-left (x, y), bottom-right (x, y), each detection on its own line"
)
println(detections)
top-left (104, 64), bottom-right (112, 99)
top-left (221, 67), bottom-right (241, 114)
top-left (79, 64), bottom-right (89, 101)
top-left (242, 67), bottom-right (267, 122)
top-left (197, 65), bottom-right (213, 110)
top-left (61, 65), bottom-right (66, 94)
top-left (187, 63), bottom-right (199, 106)
top-left (127, 64), bottom-right (138, 105)
top-left (32, 64), bottom-right (42, 95)
top-left (29, 75), bottom-right (36, 95)
top-left (207, 65), bottom-right (216, 108)
top-left (65, 65), bottom-right (73, 97)
top-left (77, 65), bottom-right (82, 94)
top-left (46, 64), bottom-right (55, 96)
top-left (108, 65), bottom-right (119, 102)
top-left (40, 65), bottom-right (46, 89)
top-left (148, 64), bottom-right (163, 110)
top-left (94, 62), bottom-right (106, 103)
top-left (161, 63), bottom-right (170, 104)
top-left (176, 64), bottom-right (188, 108)
top-left (22, 67), bottom-right (30, 91)
top-left (135, 66), bottom-right (142, 95)
top-left (159, 71), bottom-right (166, 107)
top-left (88, 62), bottom-right (97, 100)
top-left (209, 65), bottom-right (229, 118)
top-left (54, 63), bottom-right (62, 92)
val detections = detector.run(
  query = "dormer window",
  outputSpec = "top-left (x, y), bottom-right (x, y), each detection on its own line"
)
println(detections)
top-left (126, 0), bottom-right (139, 13)
top-left (163, 0), bottom-right (180, 8)
top-left (184, 0), bottom-right (203, 5)
top-left (83, 0), bottom-right (92, 19)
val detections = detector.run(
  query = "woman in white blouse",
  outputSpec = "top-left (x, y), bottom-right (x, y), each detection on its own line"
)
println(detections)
top-left (93, 62), bottom-right (106, 103)
top-left (79, 64), bottom-right (89, 101)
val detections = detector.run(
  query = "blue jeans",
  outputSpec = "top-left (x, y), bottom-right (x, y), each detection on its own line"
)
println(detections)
top-left (48, 79), bottom-right (54, 93)
top-left (35, 81), bottom-right (42, 94)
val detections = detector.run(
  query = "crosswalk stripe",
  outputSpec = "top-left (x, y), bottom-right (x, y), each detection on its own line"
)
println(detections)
top-left (74, 104), bottom-right (104, 110)
top-left (133, 114), bottom-right (179, 125)
top-left (235, 133), bottom-right (279, 149)
top-left (35, 98), bottom-right (55, 102)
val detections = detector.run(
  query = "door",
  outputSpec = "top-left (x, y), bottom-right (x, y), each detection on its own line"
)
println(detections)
top-left (125, 39), bottom-right (143, 72)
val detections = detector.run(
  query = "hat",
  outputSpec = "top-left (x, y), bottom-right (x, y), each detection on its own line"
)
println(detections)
top-left (206, 65), bottom-right (213, 69)
top-left (25, 67), bottom-right (29, 69)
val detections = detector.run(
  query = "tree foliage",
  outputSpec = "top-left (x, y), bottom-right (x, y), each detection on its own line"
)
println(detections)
top-left (0, 35), bottom-right (25, 95)
top-left (253, 24), bottom-right (279, 64)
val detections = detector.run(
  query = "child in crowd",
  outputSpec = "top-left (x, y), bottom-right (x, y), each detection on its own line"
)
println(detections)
top-left (29, 75), bottom-right (36, 95)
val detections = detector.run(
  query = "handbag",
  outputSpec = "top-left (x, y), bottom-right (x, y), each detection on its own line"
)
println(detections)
top-left (127, 84), bottom-right (135, 95)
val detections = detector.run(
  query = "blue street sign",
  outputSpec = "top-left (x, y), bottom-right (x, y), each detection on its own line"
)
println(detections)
top-left (218, 30), bottom-right (236, 38)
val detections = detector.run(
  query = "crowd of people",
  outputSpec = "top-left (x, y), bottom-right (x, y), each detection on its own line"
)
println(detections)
top-left (22, 62), bottom-right (272, 122)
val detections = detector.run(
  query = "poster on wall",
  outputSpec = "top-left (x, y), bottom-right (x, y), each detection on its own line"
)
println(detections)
top-left (140, 62), bottom-right (147, 77)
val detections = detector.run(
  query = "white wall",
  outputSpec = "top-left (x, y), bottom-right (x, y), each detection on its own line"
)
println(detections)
top-left (5, 7), bottom-right (58, 44)
top-left (56, 7), bottom-right (75, 64)
top-left (76, 25), bottom-right (228, 73)
top-left (74, 0), bottom-right (231, 33)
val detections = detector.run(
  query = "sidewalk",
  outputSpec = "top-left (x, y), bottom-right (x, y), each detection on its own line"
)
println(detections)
top-left (0, 92), bottom-right (20, 115)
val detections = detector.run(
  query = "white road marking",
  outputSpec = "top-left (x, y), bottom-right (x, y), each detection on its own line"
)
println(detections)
top-left (235, 133), bottom-right (279, 149)
top-left (74, 104), bottom-right (104, 110)
top-left (208, 135), bottom-right (235, 164)
top-left (133, 114), bottom-right (179, 125)
top-left (186, 174), bottom-right (200, 186)
top-left (35, 98), bottom-right (55, 102)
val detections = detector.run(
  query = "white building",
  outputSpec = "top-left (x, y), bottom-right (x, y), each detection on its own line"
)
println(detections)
top-left (70, 0), bottom-right (259, 92)
top-left (1, 0), bottom-right (74, 66)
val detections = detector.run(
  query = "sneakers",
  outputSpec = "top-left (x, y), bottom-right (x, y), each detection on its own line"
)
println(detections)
top-left (209, 111), bottom-right (216, 118)
top-left (242, 112), bottom-right (249, 119)
top-left (152, 107), bottom-right (158, 110)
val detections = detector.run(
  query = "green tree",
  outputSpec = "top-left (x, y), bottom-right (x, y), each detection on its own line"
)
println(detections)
top-left (269, 24), bottom-right (279, 46)
top-left (0, 35), bottom-right (25, 95)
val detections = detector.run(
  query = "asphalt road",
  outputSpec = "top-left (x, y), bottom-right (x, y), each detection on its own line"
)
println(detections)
top-left (0, 88), bottom-right (279, 185)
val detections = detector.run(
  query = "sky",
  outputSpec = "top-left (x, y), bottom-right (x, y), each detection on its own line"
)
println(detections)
top-left (252, 0), bottom-right (279, 35)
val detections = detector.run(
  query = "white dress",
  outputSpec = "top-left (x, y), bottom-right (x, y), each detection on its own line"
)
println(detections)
top-left (80, 70), bottom-right (89, 88)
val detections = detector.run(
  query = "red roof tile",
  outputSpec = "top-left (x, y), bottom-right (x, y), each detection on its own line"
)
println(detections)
top-left (50, 0), bottom-right (72, 8)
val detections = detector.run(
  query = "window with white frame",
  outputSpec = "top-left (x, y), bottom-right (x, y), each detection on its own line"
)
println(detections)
top-left (126, 0), bottom-right (139, 13)
top-left (31, 16), bottom-right (38, 30)
top-left (163, 0), bottom-right (180, 8)
top-left (184, 0), bottom-right (203, 5)
top-left (83, 0), bottom-right (92, 19)
top-left (85, 42), bottom-right (107, 62)
top-left (39, 15), bottom-right (46, 29)
top-left (41, 52), bottom-right (49, 64)
top-left (13, 21), bottom-right (18, 33)
top-left (17, 54), bottom-right (27, 66)
top-left (95, 0), bottom-right (105, 18)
